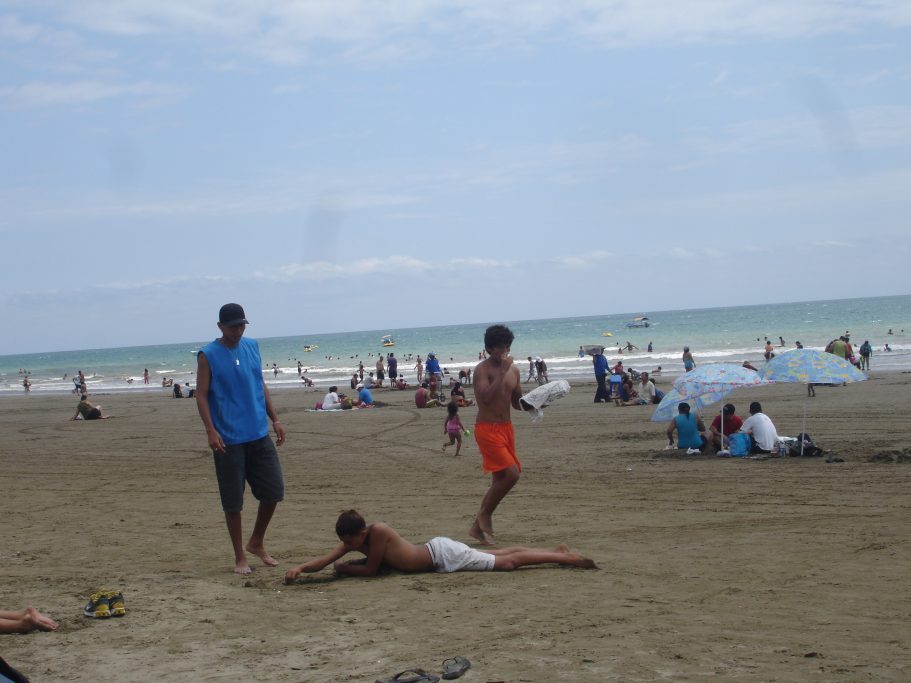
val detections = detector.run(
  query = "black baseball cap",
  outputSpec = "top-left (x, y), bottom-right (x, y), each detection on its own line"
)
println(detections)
top-left (219, 303), bottom-right (249, 326)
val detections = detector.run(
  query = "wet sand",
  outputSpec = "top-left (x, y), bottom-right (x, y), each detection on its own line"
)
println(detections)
top-left (1, 372), bottom-right (909, 681)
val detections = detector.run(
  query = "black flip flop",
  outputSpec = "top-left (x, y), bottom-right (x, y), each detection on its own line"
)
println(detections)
top-left (441, 655), bottom-right (471, 680)
top-left (375, 669), bottom-right (440, 683)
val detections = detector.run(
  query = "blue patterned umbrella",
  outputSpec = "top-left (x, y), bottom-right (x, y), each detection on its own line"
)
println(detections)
top-left (760, 348), bottom-right (867, 385)
top-left (655, 364), bottom-right (768, 437)
top-left (650, 388), bottom-right (716, 422)
top-left (760, 349), bottom-right (866, 455)
top-left (674, 363), bottom-right (767, 398)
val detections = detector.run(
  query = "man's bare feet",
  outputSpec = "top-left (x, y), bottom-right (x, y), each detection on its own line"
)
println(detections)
top-left (469, 520), bottom-right (496, 546)
top-left (245, 543), bottom-right (279, 567)
top-left (574, 556), bottom-right (598, 569)
top-left (25, 606), bottom-right (59, 631)
top-left (234, 561), bottom-right (253, 575)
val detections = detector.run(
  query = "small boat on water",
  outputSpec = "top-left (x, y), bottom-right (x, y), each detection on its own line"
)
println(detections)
top-left (303, 345), bottom-right (319, 352)
top-left (381, 335), bottom-right (395, 347)
top-left (625, 316), bottom-right (650, 328)
top-left (602, 331), bottom-right (613, 337)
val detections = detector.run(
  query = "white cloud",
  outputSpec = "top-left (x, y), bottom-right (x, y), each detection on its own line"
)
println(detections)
top-left (811, 240), bottom-right (854, 249)
top-left (40, 1), bottom-right (911, 65)
top-left (0, 80), bottom-right (181, 107)
top-left (0, 14), bottom-right (41, 42)
top-left (260, 256), bottom-right (433, 282)
top-left (553, 250), bottom-right (613, 269)
top-left (450, 257), bottom-right (513, 269)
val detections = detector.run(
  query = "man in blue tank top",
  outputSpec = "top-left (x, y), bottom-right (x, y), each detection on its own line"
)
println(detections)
top-left (196, 303), bottom-right (287, 575)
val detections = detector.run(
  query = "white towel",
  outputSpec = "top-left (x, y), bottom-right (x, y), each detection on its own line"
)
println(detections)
top-left (519, 380), bottom-right (571, 423)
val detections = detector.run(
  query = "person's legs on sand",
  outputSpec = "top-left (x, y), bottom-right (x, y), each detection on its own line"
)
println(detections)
top-left (245, 501), bottom-right (279, 567)
top-left (225, 511), bottom-right (252, 574)
top-left (470, 465), bottom-right (520, 545)
top-left (492, 546), bottom-right (597, 570)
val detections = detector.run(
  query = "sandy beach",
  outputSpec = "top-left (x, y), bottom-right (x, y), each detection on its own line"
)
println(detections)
top-left (2, 371), bottom-right (909, 682)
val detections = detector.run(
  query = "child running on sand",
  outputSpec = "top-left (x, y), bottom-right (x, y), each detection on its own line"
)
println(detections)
top-left (442, 401), bottom-right (465, 456)
top-left (470, 324), bottom-right (529, 546)
top-left (283, 510), bottom-right (595, 583)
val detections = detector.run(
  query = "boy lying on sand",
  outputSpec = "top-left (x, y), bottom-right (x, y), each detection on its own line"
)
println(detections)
top-left (284, 510), bottom-right (596, 583)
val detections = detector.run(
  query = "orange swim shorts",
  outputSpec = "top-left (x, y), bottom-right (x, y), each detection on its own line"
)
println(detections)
top-left (473, 422), bottom-right (521, 474)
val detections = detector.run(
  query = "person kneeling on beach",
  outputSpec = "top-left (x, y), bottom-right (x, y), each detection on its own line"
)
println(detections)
top-left (709, 403), bottom-right (743, 452)
top-left (72, 393), bottom-right (109, 420)
top-left (666, 402), bottom-right (707, 452)
top-left (414, 382), bottom-right (443, 408)
top-left (283, 509), bottom-right (596, 583)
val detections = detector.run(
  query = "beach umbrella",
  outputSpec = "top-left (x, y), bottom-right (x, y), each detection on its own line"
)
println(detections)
top-left (760, 349), bottom-right (867, 454)
top-left (650, 387), bottom-right (718, 422)
top-left (673, 363), bottom-right (767, 397)
top-left (671, 363), bottom-right (769, 438)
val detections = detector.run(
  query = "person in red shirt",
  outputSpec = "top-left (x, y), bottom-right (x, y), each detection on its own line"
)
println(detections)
top-left (710, 403), bottom-right (744, 452)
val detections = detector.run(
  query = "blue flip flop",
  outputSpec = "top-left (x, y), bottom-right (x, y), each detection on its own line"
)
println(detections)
top-left (441, 656), bottom-right (471, 680)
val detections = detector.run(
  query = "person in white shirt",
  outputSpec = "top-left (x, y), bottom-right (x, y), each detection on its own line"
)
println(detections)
top-left (739, 401), bottom-right (778, 454)
top-left (322, 386), bottom-right (343, 410)
top-left (637, 372), bottom-right (658, 405)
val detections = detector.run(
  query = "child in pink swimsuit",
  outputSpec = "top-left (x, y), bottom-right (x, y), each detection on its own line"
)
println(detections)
top-left (442, 401), bottom-right (465, 456)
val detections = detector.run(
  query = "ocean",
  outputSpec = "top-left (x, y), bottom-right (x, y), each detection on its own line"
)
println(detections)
top-left (3, 294), bottom-right (909, 396)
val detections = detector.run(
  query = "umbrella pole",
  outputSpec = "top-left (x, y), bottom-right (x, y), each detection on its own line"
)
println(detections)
top-left (800, 390), bottom-right (808, 456)
top-left (719, 408), bottom-right (724, 453)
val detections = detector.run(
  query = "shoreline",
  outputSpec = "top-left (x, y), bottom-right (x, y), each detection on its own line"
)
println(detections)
top-left (1, 363), bottom-right (905, 400)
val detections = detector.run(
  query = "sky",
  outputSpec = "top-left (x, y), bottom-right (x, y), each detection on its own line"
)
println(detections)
top-left (2, 1), bottom-right (910, 355)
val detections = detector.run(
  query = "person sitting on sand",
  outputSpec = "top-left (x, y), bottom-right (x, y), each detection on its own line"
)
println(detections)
top-left (709, 403), bottom-right (743, 451)
top-left (614, 377), bottom-right (639, 406)
top-left (739, 401), bottom-right (779, 455)
top-left (414, 382), bottom-right (442, 408)
top-left (395, 375), bottom-right (408, 390)
top-left (637, 372), bottom-right (659, 405)
top-left (450, 381), bottom-right (474, 407)
top-left (666, 402), bottom-right (707, 452)
top-left (354, 383), bottom-right (375, 408)
top-left (72, 393), bottom-right (109, 420)
top-left (283, 509), bottom-right (596, 583)
top-left (321, 386), bottom-right (345, 410)
top-left (173, 383), bottom-right (184, 398)
top-left (0, 606), bottom-right (58, 634)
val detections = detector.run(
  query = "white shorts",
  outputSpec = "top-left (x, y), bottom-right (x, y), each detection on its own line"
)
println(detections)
top-left (425, 537), bottom-right (495, 573)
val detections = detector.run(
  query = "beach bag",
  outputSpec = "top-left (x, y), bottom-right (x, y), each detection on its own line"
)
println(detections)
top-left (729, 432), bottom-right (751, 457)
top-left (789, 433), bottom-right (824, 457)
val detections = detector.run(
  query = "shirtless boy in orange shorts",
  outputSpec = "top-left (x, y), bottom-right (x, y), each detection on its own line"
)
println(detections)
top-left (469, 324), bottom-right (530, 546)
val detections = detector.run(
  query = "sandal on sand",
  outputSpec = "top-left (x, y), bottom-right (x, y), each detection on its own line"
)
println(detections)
top-left (441, 656), bottom-right (471, 680)
top-left (376, 669), bottom-right (440, 683)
